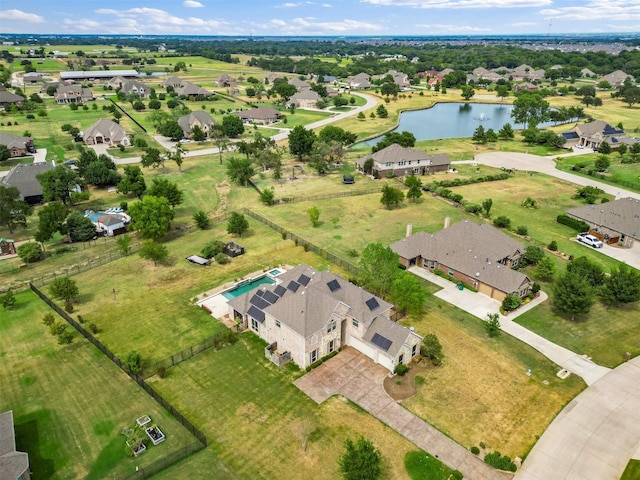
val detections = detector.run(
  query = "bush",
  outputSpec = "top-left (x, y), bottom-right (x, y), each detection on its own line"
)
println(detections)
top-left (200, 240), bottom-right (225, 259)
top-left (548, 240), bottom-right (558, 251)
top-left (17, 241), bottom-right (43, 264)
top-left (394, 364), bottom-right (409, 376)
top-left (471, 446), bottom-right (480, 455)
top-left (516, 225), bottom-right (528, 236)
top-left (451, 471), bottom-right (464, 480)
top-left (531, 282), bottom-right (541, 294)
top-left (89, 323), bottom-right (98, 334)
top-left (493, 216), bottom-right (511, 228)
top-left (157, 365), bottom-right (167, 378)
top-left (42, 313), bottom-right (55, 326)
top-left (501, 293), bottom-right (522, 312)
top-left (484, 451), bottom-right (517, 472)
top-left (464, 203), bottom-right (482, 214)
top-left (215, 253), bottom-right (230, 264)
top-left (65, 303), bottom-right (74, 313)
top-left (556, 214), bottom-right (590, 232)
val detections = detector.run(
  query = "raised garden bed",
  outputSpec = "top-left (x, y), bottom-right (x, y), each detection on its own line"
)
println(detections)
top-left (126, 440), bottom-right (147, 457)
top-left (136, 415), bottom-right (151, 427)
top-left (145, 425), bottom-right (166, 445)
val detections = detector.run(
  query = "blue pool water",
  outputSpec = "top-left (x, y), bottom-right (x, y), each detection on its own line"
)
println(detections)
top-left (88, 213), bottom-right (103, 222)
top-left (268, 268), bottom-right (285, 276)
top-left (222, 276), bottom-right (275, 300)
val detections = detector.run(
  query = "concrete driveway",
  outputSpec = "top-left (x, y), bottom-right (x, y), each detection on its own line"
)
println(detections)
top-left (295, 347), bottom-right (510, 480)
top-left (516, 356), bottom-right (640, 480)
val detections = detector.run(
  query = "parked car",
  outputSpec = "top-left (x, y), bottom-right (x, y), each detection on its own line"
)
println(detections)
top-left (342, 175), bottom-right (355, 184)
top-left (577, 233), bottom-right (604, 248)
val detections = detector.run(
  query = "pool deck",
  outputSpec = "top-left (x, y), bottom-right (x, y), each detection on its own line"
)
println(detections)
top-left (195, 265), bottom-right (291, 324)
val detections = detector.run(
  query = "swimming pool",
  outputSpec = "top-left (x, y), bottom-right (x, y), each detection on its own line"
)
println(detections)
top-left (268, 268), bottom-right (286, 276)
top-left (222, 276), bottom-right (275, 300)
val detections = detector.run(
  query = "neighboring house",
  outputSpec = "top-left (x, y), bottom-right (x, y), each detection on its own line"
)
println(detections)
top-left (216, 74), bottom-right (237, 87)
top-left (234, 107), bottom-right (281, 125)
top-left (177, 111), bottom-right (216, 139)
top-left (59, 70), bottom-right (139, 82)
top-left (348, 73), bottom-right (371, 89)
top-left (391, 220), bottom-right (532, 301)
top-left (175, 82), bottom-right (212, 98)
top-left (0, 133), bottom-right (35, 157)
top-left (566, 197), bottom-right (640, 247)
top-left (0, 238), bottom-right (17, 255)
top-left (287, 90), bottom-right (322, 108)
top-left (382, 70), bottom-right (410, 88)
top-left (23, 72), bottom-right (43, 83)
top-left (356, 143), bottom-right (450, 178)
top-left (83, 119), bottom-right (130, 147)
top-left (515, 82), bottom-right (539, 93)
top-left (161, 76), bottom-right (184, 88)
top-left (0, 91), bottom-right (24, 107)
top-left (581, 68), bottom-right (597, 78)
top-left (561, 120), bottom-right (634, 150)
top-left (107, 76), bottom-right (128, 89)
top-left (54, 85), bottom-right (94, 104)
top-left (227, 264), bottom-right (422, 372)
top-left (471, 68), bottom-right (503, 83)
top-left (512, 64), bottom-right (545, 81)
top-left (40, 81), bottom-right (59, 94)
top-left (96, 214), bottom-right (126, 236)
top-left (119, 80), bottom-right (151, 98)
top-left (0, 411), bottom-right (30, 480)
top-left (288, 77), bottom-right (310, 91)
top-left (0, 162), bottom-right (53, 204)
top-left (264, 73), bottom-right (282, 84)
top-left (600, 70), bottom-right (634, 88)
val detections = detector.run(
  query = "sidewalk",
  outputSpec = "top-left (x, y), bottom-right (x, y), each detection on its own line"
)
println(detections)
top-left (408, 267), bottom-right (610, 385)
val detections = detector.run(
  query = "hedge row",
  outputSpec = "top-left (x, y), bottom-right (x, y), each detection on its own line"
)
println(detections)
top-left (557, 214), bottom-right (590, 232)
top-left (423, 173), bottom-right (511, 191)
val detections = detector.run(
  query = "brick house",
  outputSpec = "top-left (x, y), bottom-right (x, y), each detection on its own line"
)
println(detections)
top-left (356, 143), bottom-right (450, 178)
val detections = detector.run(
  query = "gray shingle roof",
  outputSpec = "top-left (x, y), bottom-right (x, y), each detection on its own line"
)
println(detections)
top-left (0, 133), bottom-right (32, 150)
top-left (83, 119), bottom-right (127, 144)
top-left (0, 410), bottom-right (29, 480)
top-left (0, 91), bottom-right (24, 104)
top-left (1, 162), bottom-right (53, 200)
top-left (567, 197), bottom-right (640, 239)
top-left (234, 107), bottom-right (280, 121)
top-left (177, 111), bottom-right (216, 135)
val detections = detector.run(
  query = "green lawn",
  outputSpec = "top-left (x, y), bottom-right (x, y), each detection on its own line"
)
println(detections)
top-left (0, 290), bottom-right (203, 480)
top-left (404, 451), bottom-right (457, 480)
top-left (621, 460), bottom-right (640, 480)
top-left (555, 154), bottom-right (640, 192)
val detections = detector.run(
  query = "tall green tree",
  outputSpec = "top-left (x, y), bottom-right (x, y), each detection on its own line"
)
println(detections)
top-left (420, 333), bottom-right (443, 366)
top-left (49, 276), bottom-right (80, 311)
top-left (170, 142), bottom-right (185, 173)
top-left (307, 206), bottom-right (320, 227)
top-left (117, 165), bottom-right (147, 199)
top-left (317, 125), bottom-right (357, 146)
top-left (128, 195), bottom-right (175, 240)
top-left (566, 256), bottom-right (605, 287)
top-left (511, 92), bottom-right (550, 128)
top-left (338, 436), bottom-right (382, 480)
top-left (391, 272), bottom-right (427, 315)
top-left (371, 131), bottom-right (416, 153)
top-left (139, 240), bottom-right (169, 266)
top-left (472, 125), bottom-right (486, 143)
top-left (601, 264), bottom-right (640, 307)
top-left (147, 178), bottom-right (184, 208)
top-left (553, 271), bottom-right (596, 321)
top-left (227, 211), bottom-right (249, 237)
top-left (35, 201), bottom-right (69, 245)
top-left (226, 156), bottom-right (255, 186)
top-left (37, 165), bottom-right (79, 205)
top-left (380, 184), bottom-right (404, 209)
top-left (140, 147), bottom-right (166, 171)
top-left (404, 175), bottom-right (422, 202)
top-left (221, 115), bottom-right (245, 137)
top-left (0, 185), bottom-right (32, 233)
top-left (66, 212), bottom-right (97, 242)
top-left (534, 256), bottom-right (556, 280)
top-left (359, 242), bottom-right (400, 297)
top-left (497, 123), bottom-right (514, 140)
top-left (288, 125), bottom-right (317, 160)
top-left (210, 124), bottom-right (229, 164)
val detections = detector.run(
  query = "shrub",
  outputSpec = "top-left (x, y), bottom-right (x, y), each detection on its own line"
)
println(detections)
top-left (50, 322), bottom-right (67, 336)
top-left (501, 293), bottom-right (522, 312)
top-left (157, 365), bottom-right (167, 378)
top-left (89, 323), bottom-right (98, 334)
top-left (215, 253), bottom-right (230, 264)
top-left (531, 282), bottom-right (541, 294)
top-left (548, 240), bottom-right (558, 251)
top-left (57, 331), bottom-right (74, 345)
top-left (516, 225), bottom-right (528, 236)
top-left (484, 451), bottom-right (517, 472)
top-left (346, 248), bottom-right (360, 258)
top-left (556, 215), bottom-right (590, 232)
top-left (77, 314), bottom-right (85, 323)
top-left (201, 240), bottom-right (225, 259)
top-left (464, 203), bottom-right (482, 214)
top-left (394, 364), bottom-right (409, 376)
top-left (17, 241), bottom-right (43, 264)
top-left (223, 329), bottom-right (238, 345)
top-left (452, 471), bottom-right (464, 480)
top-left (42, 313), bottom-right (55, 326)
top-left (65, 303), bottom-right (74, 313)
top-left (471, 446), bottom-right (480, 455)
top-left (493, 216), bottom-right (511, 228)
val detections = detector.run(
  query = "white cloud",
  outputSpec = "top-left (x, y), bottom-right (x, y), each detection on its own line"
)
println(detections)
top-left (416, 23), bottom-right (491, 31)
top-left (183, 1), bottom-right (204, 7)
top-left (276, 1), bottom-right (316, 7)
top-left (258, 17), bottom-right (383, 33)
top-left (362, 0), bottom-right (551, 8)
top-left (0, 9), bottom-right (44, 23)
top-left (322, 3), bottom-right (334, 6)
top-left (540, 0), bottom-right (640, 21)
top-left (512, 21), bottom-right (537, 26)
top-left (605, 23), bottom-right (640, 31)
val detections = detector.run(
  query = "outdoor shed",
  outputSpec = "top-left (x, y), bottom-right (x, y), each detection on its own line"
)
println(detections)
top-left (223, 242), bottom-right (245, 257)
top-left (186, 255), bottom-right (211, 266)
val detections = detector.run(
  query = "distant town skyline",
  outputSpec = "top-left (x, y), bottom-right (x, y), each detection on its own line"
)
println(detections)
top-left (0, 0), bottom-right (639, 37)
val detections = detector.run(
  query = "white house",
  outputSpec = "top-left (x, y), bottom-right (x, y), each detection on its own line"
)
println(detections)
top-left (228, 265), bottom-right (422, 372)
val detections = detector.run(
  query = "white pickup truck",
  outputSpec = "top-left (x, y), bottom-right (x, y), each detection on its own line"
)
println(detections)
top-left (576, 233), bottom-right (604, 248)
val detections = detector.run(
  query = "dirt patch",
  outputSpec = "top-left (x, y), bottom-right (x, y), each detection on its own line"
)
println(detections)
top-left (383, 360), bottom-right (432, 401)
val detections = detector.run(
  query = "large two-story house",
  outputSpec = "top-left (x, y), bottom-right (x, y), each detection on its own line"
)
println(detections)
top-left (356, 143), bottom-right (450, 178)
top-left (227, 265), bottom-right (422, 372)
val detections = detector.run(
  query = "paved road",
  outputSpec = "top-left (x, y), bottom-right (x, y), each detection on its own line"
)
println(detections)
top-left (516, 356), bottom-right (640, 480)
top-left (408, 267), bottom-right (611, 386)
top-left (295, 347), bottom-right (511, 480)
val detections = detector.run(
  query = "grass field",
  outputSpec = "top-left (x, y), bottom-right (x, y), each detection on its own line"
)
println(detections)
top-left (621, 460), bottom-right (640, 480)
top-left (404, 451), bottom-right (457, 479)
top-left (0, 290), bottom-right (205, 480)
top-left (555, 153), bottom-right (640, 192)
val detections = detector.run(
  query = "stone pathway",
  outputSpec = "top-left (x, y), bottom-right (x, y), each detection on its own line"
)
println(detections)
top-left (295, 347), bottom-right (511, 480)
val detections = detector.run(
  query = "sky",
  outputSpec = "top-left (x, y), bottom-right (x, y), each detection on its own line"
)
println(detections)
top-left (0, 0), bottom-right (639, 37)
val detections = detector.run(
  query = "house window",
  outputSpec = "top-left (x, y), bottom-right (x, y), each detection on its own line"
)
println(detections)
top-left (328, 340), bottom-right (335, 354)
top-left (352, 319), bottom-right (359, 328)
top-left (430, 261), bottom-right (436, 269)
top-left (398, 354), bottom-right (404, 364)
top-left (413, 168), bottom-right (420, 175)
top-left (275, 319), bottom-right (281, 328)
top-left (412, 345), bottom-right (417, 357)
top-left (327, 321), bottom-right (336, 333)
top-left (448, 268), bottom-right (454, 276)
top-left (512, 258), bottom-right (519, 267)
top-left (251, 318), bottom-right (259, 333)
top-left (310, 349), bottom-right (318, 363)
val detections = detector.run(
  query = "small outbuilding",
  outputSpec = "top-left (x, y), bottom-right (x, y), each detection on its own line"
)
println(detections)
top-left (223, 242), bottom-right (245, 258)
top-left (0, 238), bottom-right (16, 256)
top-left (186, 255), bottom-right (211, 266)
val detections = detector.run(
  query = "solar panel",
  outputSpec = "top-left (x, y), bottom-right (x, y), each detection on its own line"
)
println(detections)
top-left (249, 294), bottom-right (270, 310)
top-left (365, 297), bottom-right (380, 311)
top-left (255, 290), bottom-right (265, 297)
top-left (287, 280), bottom-right (301, 292)
top-left (327, 279), bottom-right (341, 292)
top-left (298, 274), bottom-right (311, 286)
top-left (274, 285), bottom-right (286, 297)
top-left (371, 333), bottom-right (392, 352)
top-left (247, 305), bottom-right (265, 323)
top-left (263, 290), bottom-right (279, 304)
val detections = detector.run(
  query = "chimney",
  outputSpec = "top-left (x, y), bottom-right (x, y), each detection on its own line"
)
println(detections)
top-left (406, 223), bottom-right (413, 237)
top-left (444, 216), bottom-right (451, 229)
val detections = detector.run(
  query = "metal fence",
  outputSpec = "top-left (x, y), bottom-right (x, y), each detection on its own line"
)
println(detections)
top-left (29, 283), bottom-right (208, 449)
top-left (242, 209), bottom-right (360, 276)
top-left (123, 442), bottom-right (205, 480)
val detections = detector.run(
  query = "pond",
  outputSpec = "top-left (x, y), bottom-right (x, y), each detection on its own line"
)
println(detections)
top-left (360, 102), bottom-right (549, 146)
